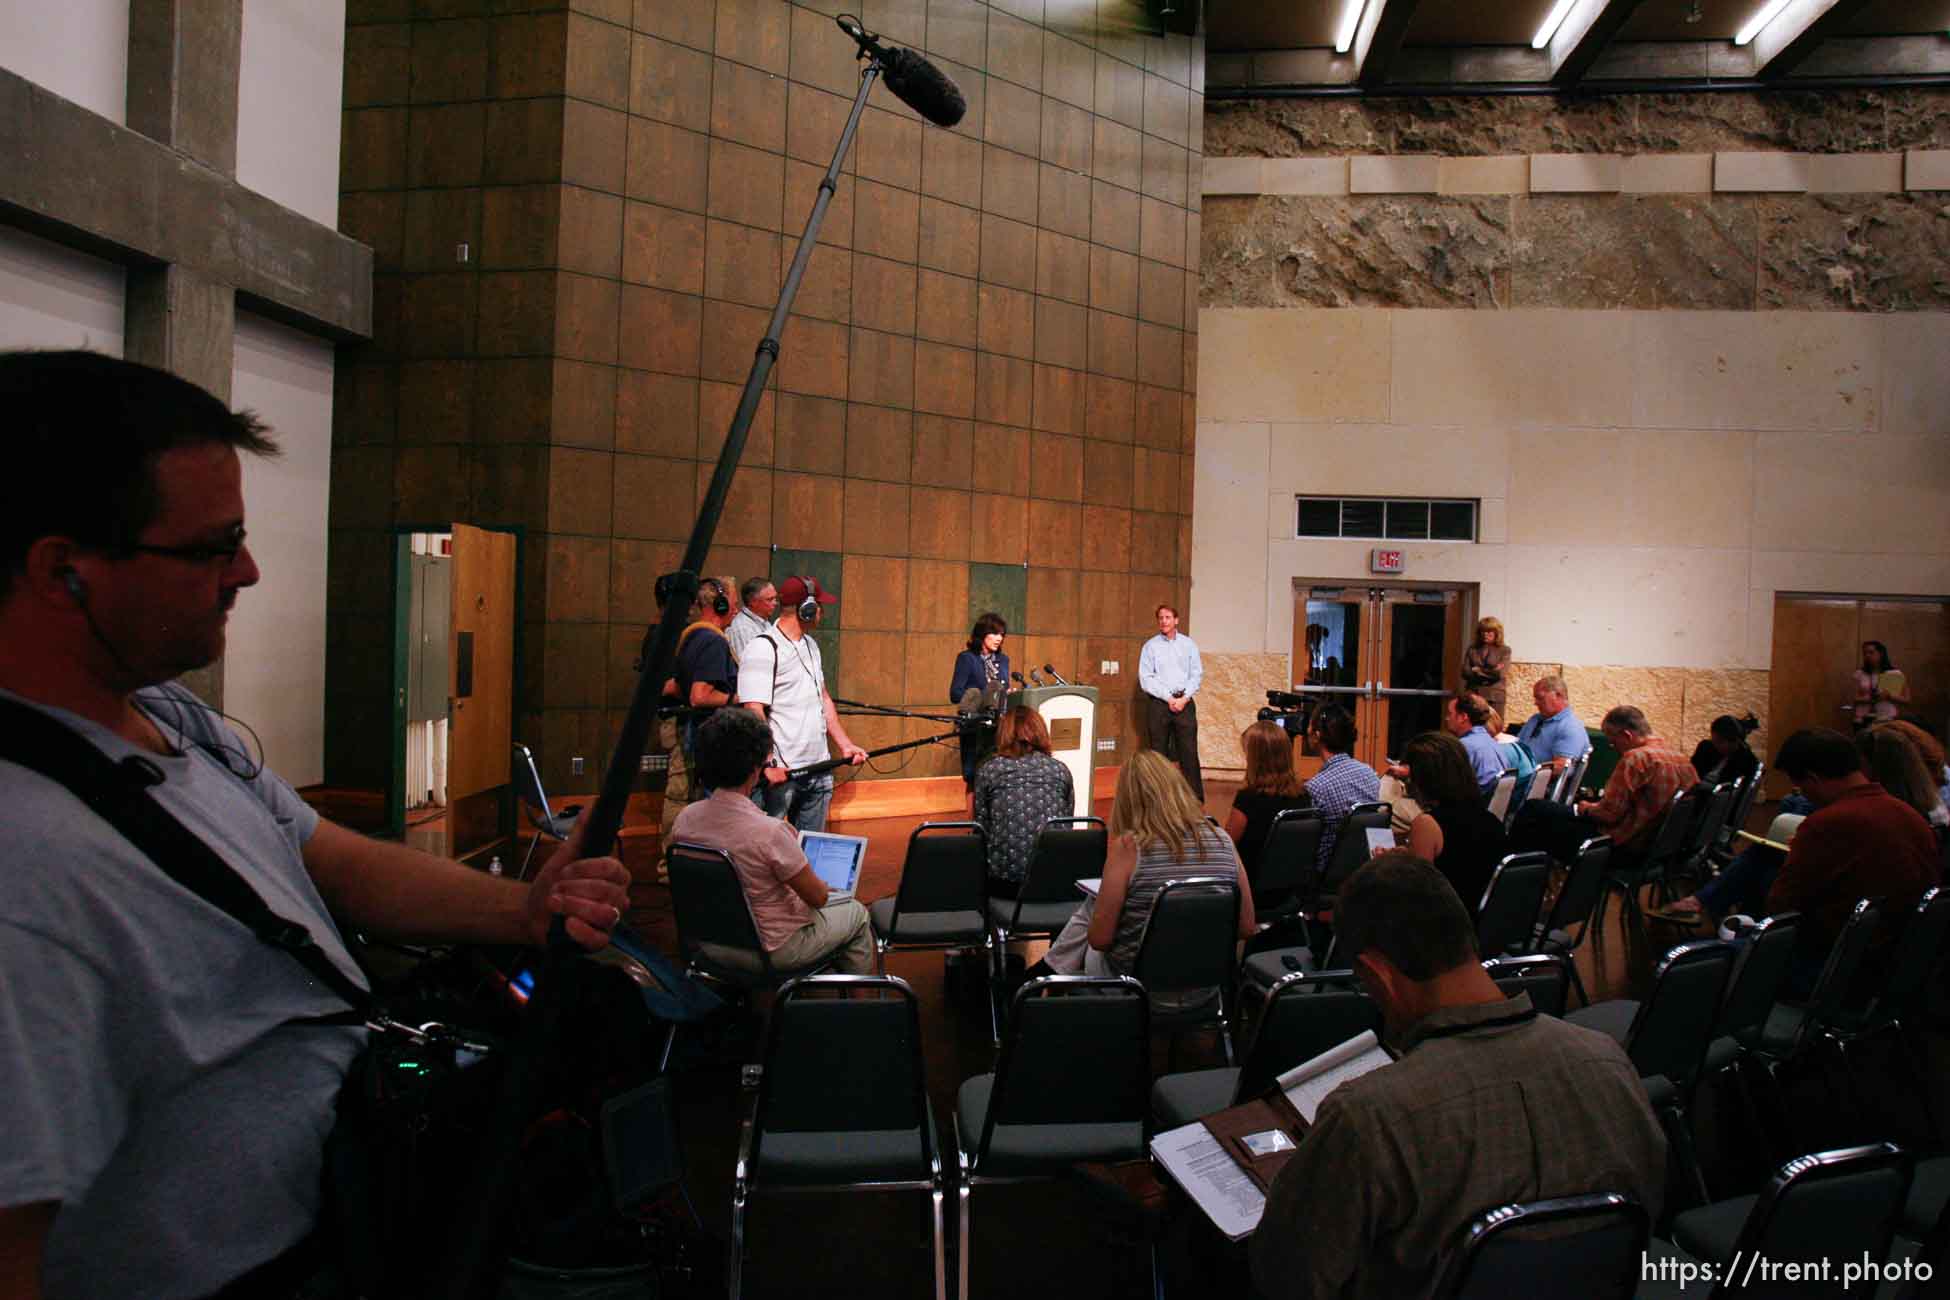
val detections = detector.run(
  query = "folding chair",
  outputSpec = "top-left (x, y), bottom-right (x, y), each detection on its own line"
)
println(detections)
top-left (1516, 765), bottom-right (1555, 825)
top-left (1149, 968), bottom-right (1379, 1129)
top-left (1711, 763), bottom-right (1765, 864)
top-left (1593, 785), bottom-right (1706, 950)
top-left (867, 821), bottom-right (991, 976)
top-left (1252, 806), bottom-right (1324, 917)
top-left (985, 816), bottom-right (1106, 1044)
top-left (1529, 835), bottom-right (1611, 1008)
top-left (1550, 751), bottom-right (1590, 805)
top-left (1482, 953), bottom-right (1571, 1018)
top-left (730, 975), bottom-right (947, 1300)
top-left (1130, 876), bottom-right (1243, 1067)
top-left (1475, 852), bottom-right (1552, 958)
top-left (956, 976), bottom-right (1151, 1300)
top-left (512, 741), bottom-right (581, 879)
top-left (1667, 781), bottom-right (1736, 899)
top-left (1821, 888), bottom-right (1949, 1144)
top-left (1640, 1144), bottom-right (1911, 1300)
top-left (1735, 899), bottom-right (1882, 1137)
top-left (1240, 801), bottom-right (1392, 994)
top-left (1438, 1192), bottom-right (1648, 1300)
top-left (1485, 771), bottom-right (1517, 822)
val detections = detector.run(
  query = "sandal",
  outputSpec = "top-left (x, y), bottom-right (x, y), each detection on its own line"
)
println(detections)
top-left (1645, 899), bottom-right (1706, 923)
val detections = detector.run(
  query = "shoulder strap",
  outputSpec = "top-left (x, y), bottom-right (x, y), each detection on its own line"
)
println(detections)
top-left (0, 694), bottom-right (371, 1013)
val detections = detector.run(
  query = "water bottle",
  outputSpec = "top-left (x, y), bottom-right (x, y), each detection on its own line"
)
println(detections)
top-left (487, 855), bottom-right (503, 877)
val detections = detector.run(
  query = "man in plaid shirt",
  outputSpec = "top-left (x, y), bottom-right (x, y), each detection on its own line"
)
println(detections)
top-left (1514, 704), bottom-right (1699, 865)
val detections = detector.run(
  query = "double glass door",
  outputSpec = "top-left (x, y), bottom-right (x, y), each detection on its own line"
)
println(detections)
top-left (1291, 584), bottom-right (1469, 774)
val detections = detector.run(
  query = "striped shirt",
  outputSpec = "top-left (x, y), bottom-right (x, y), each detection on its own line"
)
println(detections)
top-left (1306, 753), bottom-right (1382, 872)
top-left (1106, 821), bottom-right (1242, 976)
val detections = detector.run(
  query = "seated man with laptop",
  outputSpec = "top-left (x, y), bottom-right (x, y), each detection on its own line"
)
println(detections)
top-left (671, 708), bottom-right (875, 974)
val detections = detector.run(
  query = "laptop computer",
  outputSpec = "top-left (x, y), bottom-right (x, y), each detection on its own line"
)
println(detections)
top-left (798, 829), bottom-right (869, 902)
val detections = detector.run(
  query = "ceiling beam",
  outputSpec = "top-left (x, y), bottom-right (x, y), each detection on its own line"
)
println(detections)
top-left (1356, 0), bottom-right (1427, 88)
top-left (1754, 0), bottom-right (1877, 79)
top-left (1550, 0), bottom-right (1654, 86)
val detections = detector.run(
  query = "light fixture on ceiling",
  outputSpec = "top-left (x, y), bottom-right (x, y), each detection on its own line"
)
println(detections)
top-left (1334, 0), bottom-right (1368, 54)
top-left (1532, 0), bottom-right (1581, 49)
top-left (1734, 0), bottom-right (1795, 45)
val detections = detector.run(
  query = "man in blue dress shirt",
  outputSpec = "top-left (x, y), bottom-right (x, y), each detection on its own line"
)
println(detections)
top-left (1516, 675), bottom-right (1588, 771)
top-left (1139, 603), bottom-right (1205, 800)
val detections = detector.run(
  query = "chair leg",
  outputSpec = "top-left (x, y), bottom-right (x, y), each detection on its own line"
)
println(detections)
top-left (1661, 1102), bottom-right (1711, 1211)
top-left (929, 1180), bottom-right (947, 1300)
top-left (519, 826), bottom-right (542, 880)
top-left (657, 1020), bottom-right (679, 1074)
top-left (1217, 990), bottom-right (1236, 1068)
top-left (957, 1179), bottom-right (973, 1300)
top-left (729, 1180), bottom-right (748, 1300)
top-left (1563, 953), bottom-right (1591, 1009)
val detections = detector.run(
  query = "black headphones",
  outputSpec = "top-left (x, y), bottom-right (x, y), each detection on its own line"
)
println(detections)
top-left (703, 577), bottom-right (730, 618)
top-left (795, 575), bottom-right (820, 622)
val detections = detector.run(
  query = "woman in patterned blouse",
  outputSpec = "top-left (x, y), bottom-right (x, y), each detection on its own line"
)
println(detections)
top-left (974, 706), bottom-right (1074, 897)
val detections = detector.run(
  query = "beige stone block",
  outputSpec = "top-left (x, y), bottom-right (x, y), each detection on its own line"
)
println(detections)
top-left (1752, 432), bottom-right (1950, 555)
top-left (1349, 155), bottom-right (1439, 195)
top-left (1191, 421), bottom-right (1272, 654)
top-left (1196, 651), bottom-right (1291, 773)
top-left (1620, 154), bottom-right (1713, 194)
top-left (1903, 149), bottom-right (1950, 191)
top-left (1267, 422), bottom-right (1514, 503)
top-left (1390, 310), bottom-right (1635, 430)
top-left (1681, 669), bottom-right (1772, 766)
top-left (1438, 155), bottom-right (1528, 196)
top-left (1530, 155), bottom-right (1621, 193)
top-left (1881, 312), bottom-right (1950, 436)
top-left (1629, 311), bottom-right (1881, 433)
top-left (1262, 157), bottom-right (1350, 196)
top-left (1506, 427), bottom-right (1754, 549)
top-left (1505, 545), bottom-right (1750, 670)
top-left (1198, 308), bottom-right (1391, 423)
top-left (1714, 152), bottom-right (1810, 193)
top-left (1202, 156), bottom-right (1263, 196)
top-left (1807, 153), bottom-right (1903, 195)
top-left (1560, 665), bottom-right (1687, 745)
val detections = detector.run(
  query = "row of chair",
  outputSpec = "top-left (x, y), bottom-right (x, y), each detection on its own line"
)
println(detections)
top-left (1485, 749), bottom-right (1593, 827)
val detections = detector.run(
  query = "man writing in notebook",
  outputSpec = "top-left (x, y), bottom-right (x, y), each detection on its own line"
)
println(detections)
top-left (0, 351), bottom-right (631, 1300)
top-left (670, 707), bottom-right (874, 974)
top-left (1250, 852), bottom-right (1664, 1300)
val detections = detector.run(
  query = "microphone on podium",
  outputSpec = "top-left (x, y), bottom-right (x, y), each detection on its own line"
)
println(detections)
top-left (1028, 668), bottom-right (1047, 687)
top-left (1042, 663), bottom-right (1070, 686)
top-left (1010, 671), bottom-right (1027, 688)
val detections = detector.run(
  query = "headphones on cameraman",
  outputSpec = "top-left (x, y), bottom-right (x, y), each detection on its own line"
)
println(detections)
top-left (702, 577), bottom-right (729, 618)
top-left (795, 575), bottom-right (820, 623)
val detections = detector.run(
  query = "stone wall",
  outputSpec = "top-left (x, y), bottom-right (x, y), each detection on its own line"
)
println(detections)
top-left (1193, 649), bottom-right (1288, 774)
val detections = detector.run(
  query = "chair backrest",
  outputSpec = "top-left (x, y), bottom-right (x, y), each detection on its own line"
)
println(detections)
top-left (1644, 785), bottom-right (1707, 869)
top-left (1723, 762), bottom-right (1765, 844)
top-left (1132, 877), bottom-right (1240, 999)
top-left (1684, 782), bottom-right (1738, 862)
top-left (1483, 953), bottom-right (1570, 1018)
top-left (1623, 939), bottom-right (1736, 1085)
top-left (1485, 772), bottom-right (1517, 821)
top-left (1476, 852), bottom-right (1552, 957)
top-left (1255, 807), bottom-right (1325, 899)
top-left (1018, 817), bottom-right (1109, 905)
top-left (1717, 1144), bottom-right (1911, 1294)
top-left (888, 821), bottom-right (988, 924)
top-left (1797, 898), bottom-right (1882, 1046)
top-left (754, 975), bottom-right (929, 1145)
top-left (1234, 970), bottom-right (1382, 1100)
top-left (1522, 765), bottom-right (1555, 807)
top-left (976, 976), bottom-right (1149, 1163)
top-left (1552, 751), bottom-right (1590, 805)
top-left (667, 842), bottom-right (767, 965)
top-left (1539, 836), bottom-right (1612, 946)
top-left (512, 741), bottom-right (548, 814)
top-left (1439, 1192), bottom-right (1648, 1300)
top-left (1873, 887), bottom-right (1950, 1017)
top-left (1713, 912), bottom-right (1801, 1044)
top-left (1321, 802), bottom-right (1393, 895)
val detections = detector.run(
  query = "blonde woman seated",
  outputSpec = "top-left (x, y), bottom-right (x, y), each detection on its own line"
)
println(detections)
top-left (1040, 750), bottom-right (1256, 1009)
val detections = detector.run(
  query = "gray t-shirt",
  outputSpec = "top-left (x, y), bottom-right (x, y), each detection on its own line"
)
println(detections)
top-left (0, 684), bottom-right (367, 1299)
top-left (736, 630), bottom-right (829, 769)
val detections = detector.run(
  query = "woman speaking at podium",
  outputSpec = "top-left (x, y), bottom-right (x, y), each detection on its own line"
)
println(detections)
top-left (950, 612), bottom-right (1010, 790)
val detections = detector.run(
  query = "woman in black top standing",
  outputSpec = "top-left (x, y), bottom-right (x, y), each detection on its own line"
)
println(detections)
top-left (1224, 720), bottom-right (1311, 898)
top-left (950, 612), bottom-right (1010, 790)
top-left (1400, 730), bottom-right (1508, 918)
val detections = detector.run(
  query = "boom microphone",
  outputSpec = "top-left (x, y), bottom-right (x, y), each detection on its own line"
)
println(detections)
top-left (835, 15), bottom-right (967, 128)
top-left (957, 687), bottom-right (983, 714)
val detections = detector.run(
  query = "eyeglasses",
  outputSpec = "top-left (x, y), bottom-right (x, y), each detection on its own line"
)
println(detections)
top-left (126, 525), bottom-right (249, 567)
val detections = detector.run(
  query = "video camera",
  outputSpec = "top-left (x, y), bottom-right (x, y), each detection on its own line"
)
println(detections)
top-left (1257, 688), bottom-right (1314, 739)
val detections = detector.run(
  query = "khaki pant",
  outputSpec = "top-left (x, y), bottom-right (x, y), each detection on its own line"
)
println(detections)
top-left (700, 899), bottom-right (876, 976)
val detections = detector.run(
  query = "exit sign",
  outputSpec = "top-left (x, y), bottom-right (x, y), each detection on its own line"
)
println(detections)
top-left (1370, 548), bottom-right (1405, 574)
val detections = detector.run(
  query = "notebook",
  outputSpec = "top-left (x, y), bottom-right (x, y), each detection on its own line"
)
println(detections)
top-left (798, 829), bottom-right (868, 901)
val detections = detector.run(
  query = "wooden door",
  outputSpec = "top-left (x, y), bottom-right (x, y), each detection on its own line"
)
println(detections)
top-left (447, 523), bottom-right (516, 860)
top-left (1859, 600), bottom-right (1950, 738)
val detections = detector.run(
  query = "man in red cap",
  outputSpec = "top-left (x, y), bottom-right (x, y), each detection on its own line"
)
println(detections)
top-left (736, 574), bottom-right (866, 831)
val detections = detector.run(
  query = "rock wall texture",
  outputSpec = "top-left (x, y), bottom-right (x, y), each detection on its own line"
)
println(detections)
top-left (1206, 89), bottom-right (1950, 160)
top-left (1196, 651), bottom-right (1291, 772)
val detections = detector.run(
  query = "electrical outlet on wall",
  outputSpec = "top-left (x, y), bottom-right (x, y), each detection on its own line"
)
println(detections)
top-left (571, 756), bottom-right (585, 776)
top-left (1096, 737), bottom-right (1118, 752)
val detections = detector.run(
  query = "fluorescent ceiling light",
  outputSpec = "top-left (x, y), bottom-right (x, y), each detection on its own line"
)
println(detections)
top-left (1334, 0), bottom-right (1368, 54)
top-left (1734, 0), bottom-right (1794, 45)
top-left (1532, 0), bottom-right (1580, 49)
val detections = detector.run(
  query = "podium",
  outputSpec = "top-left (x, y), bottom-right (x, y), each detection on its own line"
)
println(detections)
top-left (1009, 684), bottom-right (1099, 818)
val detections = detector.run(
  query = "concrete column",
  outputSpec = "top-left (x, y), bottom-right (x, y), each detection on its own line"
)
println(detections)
top-left (126, 0), bottom-right (244, 175)
top-left (125, 263), bottom-right (235, 402)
